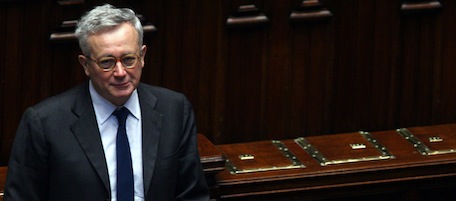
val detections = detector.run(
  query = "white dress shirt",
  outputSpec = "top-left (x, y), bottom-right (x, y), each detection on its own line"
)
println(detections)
top-left (89, 81), bottom-right (144, 201)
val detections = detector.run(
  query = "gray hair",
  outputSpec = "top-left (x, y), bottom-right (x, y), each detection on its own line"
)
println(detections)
top-left (75, 4), bottom-right (144, 56)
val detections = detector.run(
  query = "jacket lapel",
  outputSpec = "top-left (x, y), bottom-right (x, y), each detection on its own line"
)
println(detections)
top-left (137, 84), bottom-right (163, 197)
top-left (67, 82), bottom-right (163, 197)
top-left (70, 82), bottom-right (111, 193)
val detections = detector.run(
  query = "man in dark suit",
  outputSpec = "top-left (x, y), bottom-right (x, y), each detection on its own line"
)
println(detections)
top-left (4, 4), bottom-right (209, 201)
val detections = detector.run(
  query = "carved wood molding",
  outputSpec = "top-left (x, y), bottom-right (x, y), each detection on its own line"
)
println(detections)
top-left (50, 17), bottom-right (157, 42)
top-left (401, 0), bottom-right (442, 13)
top-left (290, 0), bottom-right (333, 22)
top-left (56, 0), bottom-right (84, 6)
top-left (226, 4), bottom-right (269, 28)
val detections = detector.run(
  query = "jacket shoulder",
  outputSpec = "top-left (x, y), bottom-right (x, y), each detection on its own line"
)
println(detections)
top-left (138, 83), bottom-right (187, 102)
top-left (31, 83), bottom-right (88, 115)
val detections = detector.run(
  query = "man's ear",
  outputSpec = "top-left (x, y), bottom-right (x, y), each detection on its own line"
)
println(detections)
top-left (78, 55), bottom-right (90, 76)
top-left (140, 45), bottom-right (147, 68)
top-left (141, 45), bottom-right (147, 57)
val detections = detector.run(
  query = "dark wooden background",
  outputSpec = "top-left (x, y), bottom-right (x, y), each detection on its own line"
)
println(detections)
top-left (1, 0), bottom-right (455, 165)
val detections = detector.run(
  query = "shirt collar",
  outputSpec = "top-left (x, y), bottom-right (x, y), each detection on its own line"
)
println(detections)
top-left (89, 81), bottom-right (141, 125)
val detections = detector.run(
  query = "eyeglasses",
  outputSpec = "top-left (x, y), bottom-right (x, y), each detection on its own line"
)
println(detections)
top-left (86, 53), bottom-right (141, 72)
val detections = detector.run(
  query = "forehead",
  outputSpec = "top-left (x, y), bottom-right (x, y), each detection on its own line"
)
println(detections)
top-left (87, 23), bottom-right (139, 56)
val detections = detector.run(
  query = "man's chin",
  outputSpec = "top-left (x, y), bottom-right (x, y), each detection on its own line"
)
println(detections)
top-left (115, 91), bottom-right (133, 99)
top-left (109, 87), bottom-right (133, 98)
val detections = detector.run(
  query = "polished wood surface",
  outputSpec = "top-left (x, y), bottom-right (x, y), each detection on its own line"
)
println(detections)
top-left (198, 134), bottom-right (226, 200)
top-left (0, 166), bottom-right (5, 201)
top-left (198, 134), bottom-right (226, 174)
top-left (216, 123), bottom-right (456, 200)
top-left (2, 125), bottom-right (456, 200)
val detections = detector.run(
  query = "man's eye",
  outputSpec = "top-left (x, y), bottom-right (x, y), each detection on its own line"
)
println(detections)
top-left (122, 57), bottom-right (137, 65)
top-left (99, 58), bottom-right (115, 68)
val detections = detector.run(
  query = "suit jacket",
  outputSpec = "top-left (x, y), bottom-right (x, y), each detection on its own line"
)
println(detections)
top-left (4, 81), bottom-right (209, 201)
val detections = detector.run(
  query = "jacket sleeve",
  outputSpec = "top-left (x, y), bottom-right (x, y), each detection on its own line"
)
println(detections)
top-left (175, 97), bottom-right (210, 201)
top-left (4, 107), bottom-right (49, 201)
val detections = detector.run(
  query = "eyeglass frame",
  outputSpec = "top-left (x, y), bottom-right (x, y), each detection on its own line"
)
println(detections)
top-left (85, 52), bottom-right (143, 72)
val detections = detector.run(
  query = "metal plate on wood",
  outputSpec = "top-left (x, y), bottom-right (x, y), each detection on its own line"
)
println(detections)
top-left (225, 140), bottom-right (305, 174)
top-left (295, 131), bottom-right (395, 166)
top-left (397, 128), bottom-right (456, 155)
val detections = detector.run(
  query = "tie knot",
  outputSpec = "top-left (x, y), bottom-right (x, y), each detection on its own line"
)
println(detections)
top-left (114, 107), bottom-right (129, 127)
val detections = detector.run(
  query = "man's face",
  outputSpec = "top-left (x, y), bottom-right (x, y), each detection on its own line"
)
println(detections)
top-left (78, 22), bottom-right (147, 106)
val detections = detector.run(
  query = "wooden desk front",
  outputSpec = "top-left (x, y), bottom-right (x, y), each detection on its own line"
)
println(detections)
top-left (216, 124), bottom-right (456, 201)
top-left (2, 124), bottom-right (456, 201)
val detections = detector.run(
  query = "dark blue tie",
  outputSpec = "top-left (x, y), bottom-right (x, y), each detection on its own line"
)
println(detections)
top-left (114, 107), bottom-right (134, 201)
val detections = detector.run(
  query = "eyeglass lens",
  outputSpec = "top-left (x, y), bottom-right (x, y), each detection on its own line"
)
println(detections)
top-left (97, 54), bottom-right (139, 70)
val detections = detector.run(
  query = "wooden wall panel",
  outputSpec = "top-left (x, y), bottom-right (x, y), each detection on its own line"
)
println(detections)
top-left (2, 3), bottom-right (26, 163)
top-left (0, 3), bottom-right (5, 164)
top-left (263, 0), bottom-right (294, 138)
top-left (224, 27), bottom-right (267, 142)
top-left (1, 0), bottom-right (456, 164)
top-left (328, 0), bottom-right (400, 133)
top-left (288, 23), bottom-right (335, 137)
top-left (399, 10), bottom-right (440, 127)
top-left (435, 0), bottom-right (456, 124)
top-left (367, 0), bottom-right (401, 130)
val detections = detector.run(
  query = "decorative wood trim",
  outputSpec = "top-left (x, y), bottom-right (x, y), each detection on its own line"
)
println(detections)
top-left (290, 0), bottom-right (333, 22)
top-left (226, 4), bottom-right (269, 28)
top-left (56, 0), bottom-right (84, 6)
top-left (50, 18), bottom-right (157, 42)
top-left (401, 0), bottom-right (442, 13)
